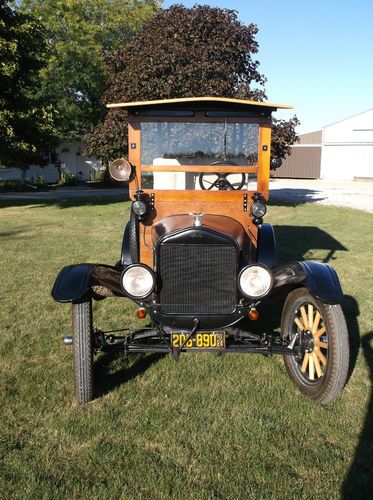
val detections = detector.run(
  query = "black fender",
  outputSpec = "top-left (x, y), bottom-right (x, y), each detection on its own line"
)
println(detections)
top-left (120, 210), bottom-right (139, 266)
top-left (299, 260), bottom-right (343, 303)
top-left (272, 260), bottom-right (343, 304)
top-left (257, 223), bottom-right (276, 267)
top-left (121, 221), bottom-right (132, 266)
top-left (51, 263), bottom-right (124, 303)
top-left (51, 264), bottom-right (93, 303)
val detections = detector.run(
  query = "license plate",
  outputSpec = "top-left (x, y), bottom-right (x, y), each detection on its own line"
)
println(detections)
top-left (170, 331), bottom-right (226, 349)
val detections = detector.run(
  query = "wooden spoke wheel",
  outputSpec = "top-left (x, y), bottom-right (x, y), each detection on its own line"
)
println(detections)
top-left (281, 288), bottom-right (349, 404)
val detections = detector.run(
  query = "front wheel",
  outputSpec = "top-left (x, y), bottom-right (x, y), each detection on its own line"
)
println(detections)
top-left (281, 288), bottom-right (349, 404)
top-left (72, 298), bottom-right (94, 403)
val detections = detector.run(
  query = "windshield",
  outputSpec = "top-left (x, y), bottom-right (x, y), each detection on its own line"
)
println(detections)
top-left (141, 121), bottom-right (259, 166)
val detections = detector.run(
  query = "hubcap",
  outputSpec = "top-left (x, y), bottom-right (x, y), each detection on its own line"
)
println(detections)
top-left (293, 303), bottom-right (328, 382)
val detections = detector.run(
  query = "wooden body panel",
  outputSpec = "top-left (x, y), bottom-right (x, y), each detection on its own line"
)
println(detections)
top-left (139, 201), bottom-right (258, 267)
top-left (257, 126), bottom-right (271, 195)
top-left (127, 112), bottom-right (271, 267)
top-left (141, 165), bottom-right (258, 173)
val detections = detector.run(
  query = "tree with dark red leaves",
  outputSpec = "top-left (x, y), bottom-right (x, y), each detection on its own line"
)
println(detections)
top-left (84, 4), bottom-right (299, 161)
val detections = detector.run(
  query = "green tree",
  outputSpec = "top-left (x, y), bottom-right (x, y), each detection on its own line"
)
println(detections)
top-left (18, 0), bottom-right (162, 139)
top-left (85, 4), bottom-right (299, 161)
top-left (0, 0), bottom-right (56, 169)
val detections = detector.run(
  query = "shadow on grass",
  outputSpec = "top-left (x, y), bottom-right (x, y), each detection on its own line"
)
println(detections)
top-left (0, 192), bottom-right (129, 210)
top-left (0, 186), bottom-right (327, 210)
top-left (0, 230), bottom-right (25, 238)
top-left (343, 295), bottom-right (360, 383)
top-left (268, 187), bottom-right (325, 207)
top-left (342, 332), bottom-right (373, 499)
top-left (274, 225), bottom-right (347, 263)
top-left (94, 351), bottom-right (166, 399)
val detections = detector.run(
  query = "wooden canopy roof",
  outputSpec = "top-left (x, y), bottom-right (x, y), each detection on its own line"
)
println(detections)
top-left (106, 96), bottom-right (293, 113)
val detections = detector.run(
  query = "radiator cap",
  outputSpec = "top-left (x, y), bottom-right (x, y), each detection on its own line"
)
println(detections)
top-left (189, 213), bottom-right (205, 227)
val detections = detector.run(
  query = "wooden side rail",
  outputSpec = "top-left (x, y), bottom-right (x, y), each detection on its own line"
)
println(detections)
top-left (141, 165), bottom-right (258, 173)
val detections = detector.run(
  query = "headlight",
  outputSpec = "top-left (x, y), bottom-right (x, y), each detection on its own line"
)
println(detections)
top-left (270, 157), bottom-right (282, 170)
top-left (109, 158), bottom-right (133, 182)
top-left (132, 200), bottom-right (147, 216)
top-left (251, 201), bottom-right (266, 218)
top-left (239, 265), bottom-right (272, 298)
top-left (121, 265), bottom-right (155, 299)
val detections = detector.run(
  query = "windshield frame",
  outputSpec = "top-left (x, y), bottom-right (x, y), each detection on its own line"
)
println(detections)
top-left (128, 112), bottom-right (272, 201)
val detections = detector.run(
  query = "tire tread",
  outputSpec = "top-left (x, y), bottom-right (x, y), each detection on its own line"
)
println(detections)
top-left (72, 299), bottom-right (93, 403)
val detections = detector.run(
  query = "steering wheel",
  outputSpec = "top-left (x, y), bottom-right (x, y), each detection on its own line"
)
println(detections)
top-left (199, 160), bottom-right (246, 191)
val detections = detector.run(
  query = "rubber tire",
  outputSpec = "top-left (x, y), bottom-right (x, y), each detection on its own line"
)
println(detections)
top-left (129, 209), bottom-right (139, 263)
top-left (72, 298), bottom-right (94, 403)
top-left (281, 287), bottom-right (349, 404)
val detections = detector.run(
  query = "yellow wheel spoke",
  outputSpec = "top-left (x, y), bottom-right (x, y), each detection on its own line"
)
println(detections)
top-left (294, 303), bottom-right (328, 381)
top-left (314, 326), bottom-right (326, 339)
top-left (312, 311), bottom-right (321, 334)
top-left (309, 353), bottom-right (315, 380)
top-left (294, 317), bottom-right (305, 331)
top-left (300, 306), bottom-right (308, 329)
top-left (313, 352), bottom-right (322, 378)
top-left (308, 304), bottom-right (314, 330)
top-left (295, 303), bottom-right (328, 380)
top-left (315, 348), bottom-right (327, 366)
top-left (301, 352), bottom-right (309, 373)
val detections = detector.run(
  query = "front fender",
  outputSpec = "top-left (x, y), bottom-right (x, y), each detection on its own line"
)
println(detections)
top-left (272, 260), bottom-right (343, 304)
top-left (257, 223), bottom-right (276, 267)
top-left (51, 264), bottom-right (93, 303)
top-left (299, 260), bottom-right (343, 303)
top-left (51, 263), bottom-right (124, 303)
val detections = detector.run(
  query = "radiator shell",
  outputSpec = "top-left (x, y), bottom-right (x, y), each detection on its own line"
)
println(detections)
top-left (156, 227), bottom-right (239, 316)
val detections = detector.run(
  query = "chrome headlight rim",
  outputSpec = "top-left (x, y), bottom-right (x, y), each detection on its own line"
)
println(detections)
top-left (121, 264), bottom-right (155, 300)
top-left (132, 199), bottom-right (147, 217)
top-left (250, 201), bottom-right (267, 218)
top-left (238, 263), bottom-right (273, 299)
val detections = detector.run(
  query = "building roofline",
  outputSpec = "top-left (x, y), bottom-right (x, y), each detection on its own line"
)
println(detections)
top-left (323, 108), bottom-right (373, 129)
top-left (298, 128), bottom-right (322, 136)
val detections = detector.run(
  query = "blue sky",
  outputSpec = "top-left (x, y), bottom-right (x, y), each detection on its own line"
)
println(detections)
top-left (163, 0), bottom-right (373, 133)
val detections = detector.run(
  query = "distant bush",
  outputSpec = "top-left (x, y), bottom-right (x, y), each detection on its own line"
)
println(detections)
top-left (33, 175), bottom-right (47, 187)
top-left (58, 169), bottom-right (79, 186)
top-left (0, 179), bottom-right (30, 192)
top-left (91, 169), bottom-right (107, 182)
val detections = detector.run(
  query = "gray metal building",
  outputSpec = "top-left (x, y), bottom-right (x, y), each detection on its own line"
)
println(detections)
top-left (271, 130), bottom-right (322, 179)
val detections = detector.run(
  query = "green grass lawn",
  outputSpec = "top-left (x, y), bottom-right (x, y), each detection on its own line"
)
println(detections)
top-left (0, 196), bottom-right (372, 499)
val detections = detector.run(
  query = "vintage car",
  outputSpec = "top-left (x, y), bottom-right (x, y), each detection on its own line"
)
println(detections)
top-left (52, 97), bottom-right (349, 404)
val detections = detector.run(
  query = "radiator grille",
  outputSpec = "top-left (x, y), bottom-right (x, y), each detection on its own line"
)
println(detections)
top-left (158, 244), bottom-right (237, 314)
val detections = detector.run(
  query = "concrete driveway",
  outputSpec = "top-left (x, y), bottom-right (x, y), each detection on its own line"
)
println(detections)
top-left (269, 178), bottom-right (373, 213)
top-left (1, 180), bottom-right (372, 213)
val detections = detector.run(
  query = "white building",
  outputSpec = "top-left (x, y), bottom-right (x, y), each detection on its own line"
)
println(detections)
top-left (273, 108), bottom-right (373, 180)
top-left (321, 109), bottom-right (373, 180)
top-left (0, 140), bottom-right (102, 183)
